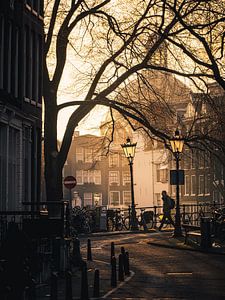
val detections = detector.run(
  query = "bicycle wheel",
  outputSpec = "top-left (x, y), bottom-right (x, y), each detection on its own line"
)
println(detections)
top-left (146, 219), bottom-right (154, 229)
top-left (122, 216), bottom-right (130, 230)
top-left (107, 219), bottom-right (114, 231)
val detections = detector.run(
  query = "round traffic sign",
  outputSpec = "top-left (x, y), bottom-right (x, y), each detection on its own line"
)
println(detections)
top-left (64, 176), bottom-right (77, 189)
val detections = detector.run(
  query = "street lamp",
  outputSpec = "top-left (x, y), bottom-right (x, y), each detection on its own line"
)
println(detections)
top-left (121, 137), bottom-right (138, 231)
top-left (170, 129), bottom-right (184, 237)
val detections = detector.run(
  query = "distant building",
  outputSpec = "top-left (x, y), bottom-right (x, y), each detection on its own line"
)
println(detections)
top-left (64, 131), bottom-right (133, 209)
top-left (0, 1), bottom-right (43, 210)
top-left (170, 86), bottom-right (225, 207)
top-left (134, 144), bottom-right (169, 209)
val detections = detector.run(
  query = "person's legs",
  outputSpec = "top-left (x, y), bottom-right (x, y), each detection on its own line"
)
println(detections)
top-left (158, 214), bottom-right (166, 230)
top-left (167, 214), bottom-right (175, 227)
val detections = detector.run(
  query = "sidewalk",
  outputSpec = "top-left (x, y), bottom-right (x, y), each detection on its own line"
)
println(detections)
top-left (148, 228), bottom-right (225, 254)
top-left (36, 229), bottom-right (225, 299)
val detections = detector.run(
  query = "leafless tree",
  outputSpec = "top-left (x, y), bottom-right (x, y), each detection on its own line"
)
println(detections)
top-left (43, 0), bottom-right (225, 206)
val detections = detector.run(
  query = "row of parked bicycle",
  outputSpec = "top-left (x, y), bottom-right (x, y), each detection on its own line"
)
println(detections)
top-left (70, 205), bottom-right (225, 242)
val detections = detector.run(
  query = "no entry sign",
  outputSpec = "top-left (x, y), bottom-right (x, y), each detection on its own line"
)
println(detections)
top-left (64, 176), bottom-right (77, 189)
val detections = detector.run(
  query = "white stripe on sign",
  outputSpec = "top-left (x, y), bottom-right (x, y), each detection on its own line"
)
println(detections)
top-left (64, 181), bottom-right (76, 184)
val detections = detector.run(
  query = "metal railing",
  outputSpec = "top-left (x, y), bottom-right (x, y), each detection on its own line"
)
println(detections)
top-left (106, 203), bottom-right (221, 230)
top-left (0, 201), bottom-right (70, 285)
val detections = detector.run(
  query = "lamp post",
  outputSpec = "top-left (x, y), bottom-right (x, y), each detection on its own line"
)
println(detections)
top-left (121, 138), bottom-right (138, 231)
top-left (170, 129), bottom-right (184, 237)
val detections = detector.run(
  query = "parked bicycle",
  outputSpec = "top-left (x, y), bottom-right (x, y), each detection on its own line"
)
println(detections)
top-left (137, 209), bottom-right (154, 230)
top-left (71, 206), bottom-right (93, 234)
top-left (107, 210), bottom-right (129, 231)
top-left (211, 206), bottom-right (225, 242)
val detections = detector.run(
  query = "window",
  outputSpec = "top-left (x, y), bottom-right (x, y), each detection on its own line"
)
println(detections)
top-left (198, 152), bottom-right (204, 169)
top-left (156, 165), bottom-right (168, 183)
top-left (85, 148), bottom-right (92, 163)
top-left (0, 15), bottom-right (4, 89)
top-left (4, 21), bottom-right (12, 93)
top-left (12, 27), bottom-right (19, 98)
top-left (110, 191), bottom-right (120, 206)
top-left (205, 174), bottom-right (210, 194)
top-left (76, 170), bottom-right (83, 185)
top-left (123, 171), bottom-right (130, 185)
top-left (8, 127), bottom-right (20, 210)
top-left (84, 193), bottom-right (92, 207)
top-left (78, 170), bottom-right (101, 184)
top-left (123, 191), bottom-right (131, 206)
top-left (191, 151), bottom-right (195, 169)
top-left (191, 175), bottom-right (196, 195)
top-left (88, 170), bottom-right (94, 183)
top-left (32, 31), bottom-right (38, 101)
top-left (25, 25), bottom-right (31, 99)
top-left (76, 147), bottom-right (83, 162)
top-left (23, 126), bottom-right (31, 203)
top-left (109, 171), bottom-right (119, 185)
top-left (198, 175), bottom-right (204, 195)
top-left (109, 153), bottom-right (119, 167)
top-left (184, 175), bottom-right (190, 195)
top-left (205, 152), bottom-right (210, 168)
top-left (94, 170), bottom-right (101, 185)
top-left (0, 124), bottom-right (7, 210)
top-left (94, 193), bottom-right (102, 206)
top-left (183, 149), bottom-right (190, 170)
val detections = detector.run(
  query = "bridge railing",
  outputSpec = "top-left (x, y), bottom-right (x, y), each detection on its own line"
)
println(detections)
top-left (106, 203), bottom-right (221, 230)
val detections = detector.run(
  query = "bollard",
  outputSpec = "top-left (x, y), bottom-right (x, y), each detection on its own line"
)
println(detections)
top-left (50, 272), bottom-right (58, 300)
top-left (118, 254), bottom-right (124, 282)
top-left (121, 246), bottom-right (125, 255)
top-left (72, 238), bottom-right (83, 267)
top-left (200, 217), bottom-right (212, 249)
top-left (93, 269), bottom-right (100, 298)
top-left (124, 251), bottom-right (130, 276)
top-left (121, 246), bottom-right (126, 272)
top-left (27, 278), bottom-right (36, 300)
top-left (65, 270), bottom-right (73, 300)
top-left (110, 242), bottom-right (115, 264)
top-left (81, 261), bottom-right (89, 300)
top-left (52, 237), bottom-right (61, 272)
top-left (111, 256), bottom-right (117, 288)
top-left (87, 239), bottom-right (92, 261)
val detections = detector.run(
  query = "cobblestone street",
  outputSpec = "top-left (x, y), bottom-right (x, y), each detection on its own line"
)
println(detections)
top-left (37, 230), bottom-right (225, 299)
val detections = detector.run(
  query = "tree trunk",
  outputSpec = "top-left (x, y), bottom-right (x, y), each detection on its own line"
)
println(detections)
top-left (45, 155), bottom-right (63, 217)
top-left (43, 82), bottom-right (64, 216)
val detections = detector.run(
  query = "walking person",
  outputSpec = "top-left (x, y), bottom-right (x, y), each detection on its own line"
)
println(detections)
top-left (158, 190), bottom-right (175, 231)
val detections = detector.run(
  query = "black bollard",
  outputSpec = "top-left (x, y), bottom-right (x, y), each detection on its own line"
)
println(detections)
top-left (118, 254), bottom-right (124, 282)
top-left (93, 269), bottom-right (100, 298)
top-left (81, 261), bottom-right (89, 299)
top-left (121, 246), bottom-right (125, 260)
top-left (111, 256), bottom-right (117, 288)
top-left (87, 239), bottom-right (92, 261)
top-left (27, 278), bottom-right (36, 300)
top-left (65, 270), bottom-right (73, 300)
top-left (124, 251), bottom-right (130, 276)
top-left (50, 272), bottom-right (58, 300)
top-left (110, 242), bottom-right (115, 264)
top-left (52, 237), bottom-right (61, 272)
top-left (72, 238), bottom-right (83, 267)
top-left (121, 246), bottom-right (126, 273)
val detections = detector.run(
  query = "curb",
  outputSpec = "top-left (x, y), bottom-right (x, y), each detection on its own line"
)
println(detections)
top-left (148, 241), bottom-right (225, 255)
top-left (79, 230), bottom-right (153, 238)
